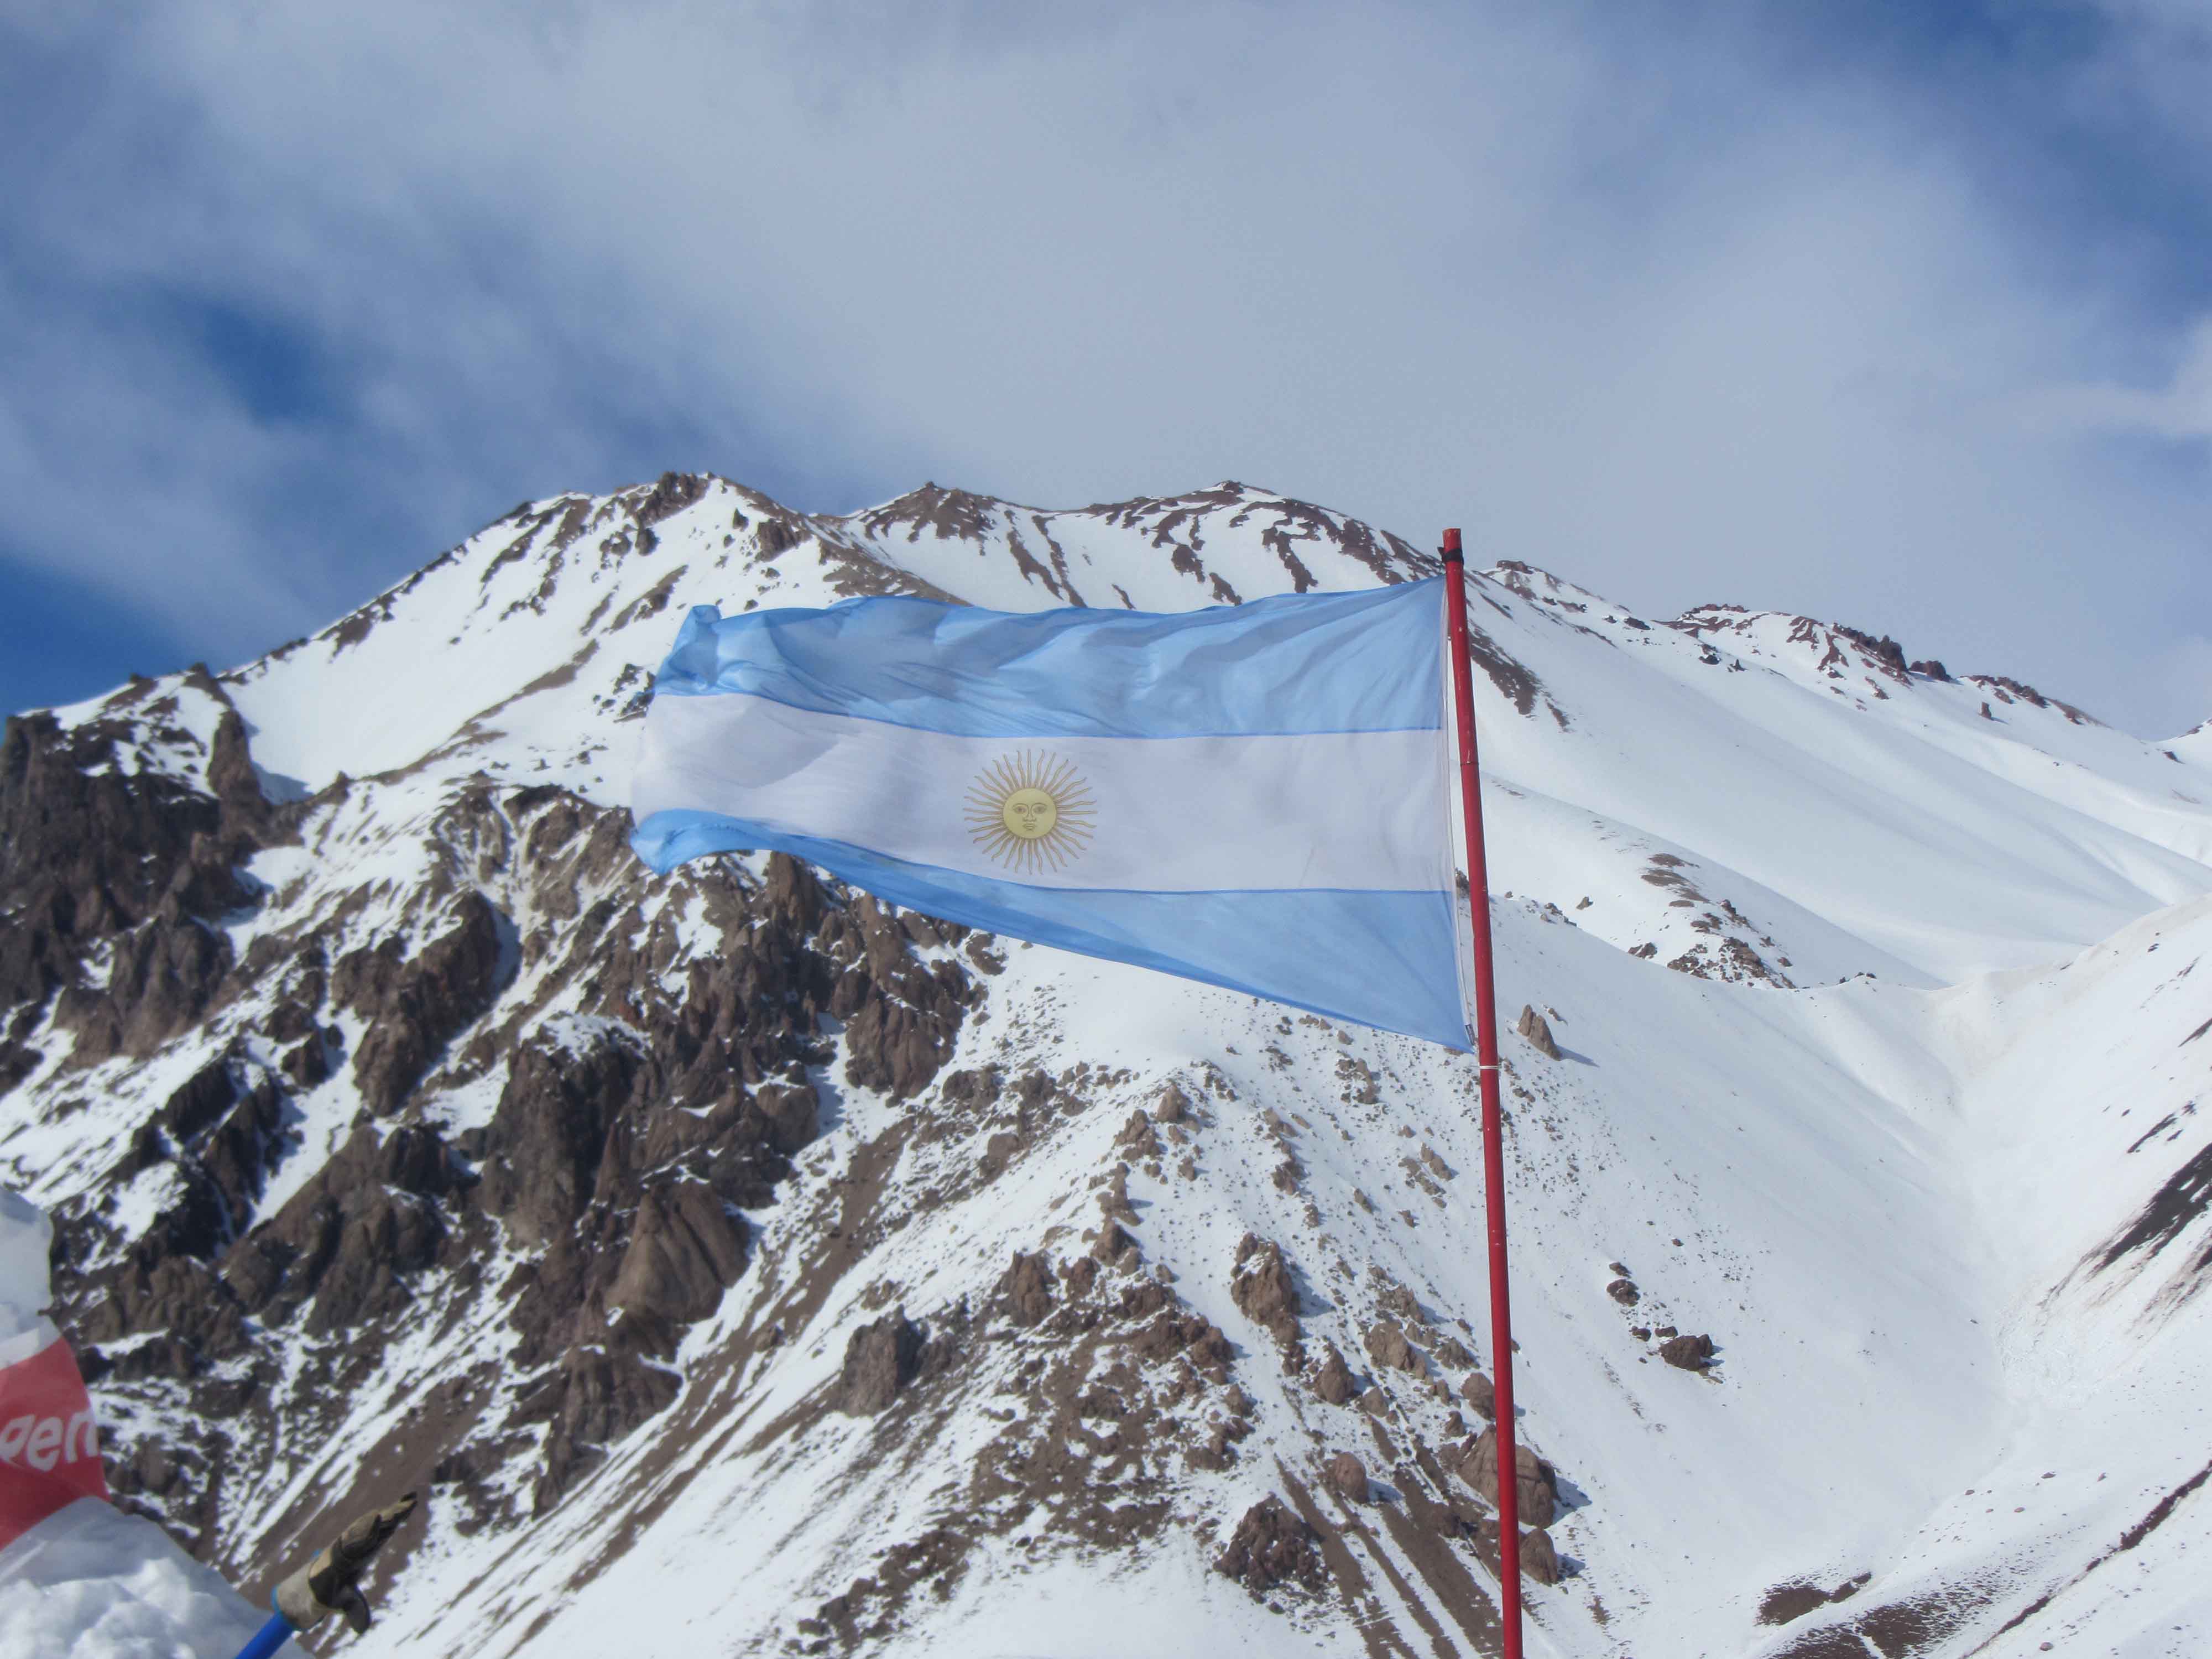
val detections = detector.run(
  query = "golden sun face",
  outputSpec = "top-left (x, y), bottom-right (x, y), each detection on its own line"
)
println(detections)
top-left (965, 751), bottom-right (1097, 874)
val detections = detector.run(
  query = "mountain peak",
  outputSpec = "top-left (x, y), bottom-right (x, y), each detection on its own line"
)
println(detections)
top-left (5, 471), bottom-right (2211, 1659)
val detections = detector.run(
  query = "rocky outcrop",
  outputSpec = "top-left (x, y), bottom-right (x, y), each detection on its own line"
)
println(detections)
top-left (1460, 1369), bottom-right (1496, 1420)
top-left (998, 1251), bottom-right (1056, 1327)
top-left (836, 1308), bottom-right (927, 1415)
top-left (31, 773), bottom-right (898, 1550)
top-left (0, 708), bottom-right (225, 1011)
top-left (476, 1025), bottom-right (643, 1248)
top-left (1310, 1341), bottom-right (1357, 1405)
top-left (2, 682), bottom-right (305, 1072)
top-left (525, 1346), bottom-right (683, 1510)
top-left (1230, 1234), bottom-right (1300, 1346)
top-left (1516, 1004), bottom-right (1559, 1060)
top-left (1519, 1526), bottom-right (1560, 1585)
top-left (220, 1124), bottom-right (465, 1338)
top-left (820, 894), bottom-right (975, 1099)
top-left (1324, 1452), bottom-right (1369, 1504)
top-left (55, 909), bottom-right (237, 1064)
top-left (1213, 1496), bottom-right (1327, 1597)
top-left (1457, 1426), bottom-right (1560, 1528)
top-left (72, 1053), bottom-right (294, 1379)
top-left (343, 893), bottom-right (506, 1115)
top-left (1661, 1332), bottom-right (1715, 1371)
top-left (606, 1180), bottom-right (747, 1326)
top-left (1363, 1319), bottom-right (1418, 1373)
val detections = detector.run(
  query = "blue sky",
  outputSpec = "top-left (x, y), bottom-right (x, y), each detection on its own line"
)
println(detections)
top-left (3, 1), bottom-right (2207, 734)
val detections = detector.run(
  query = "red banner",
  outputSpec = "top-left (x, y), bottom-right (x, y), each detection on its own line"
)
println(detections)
top-left (0, 1326), bottom-right (108, 1551)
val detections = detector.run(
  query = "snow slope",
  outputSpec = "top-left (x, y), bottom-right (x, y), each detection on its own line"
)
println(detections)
top-left (3, 474), bottom-right (2209, 1659)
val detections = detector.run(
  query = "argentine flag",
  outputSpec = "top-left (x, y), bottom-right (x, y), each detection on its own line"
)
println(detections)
top-left (629, 581), bottom-right (1470, 1047)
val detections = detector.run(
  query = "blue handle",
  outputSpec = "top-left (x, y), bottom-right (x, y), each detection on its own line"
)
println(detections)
top-left (232, 1606), bottom-right (295, 1659)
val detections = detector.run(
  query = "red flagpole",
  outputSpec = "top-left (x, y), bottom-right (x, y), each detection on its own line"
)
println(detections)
top-left (1441, 528), bottom-right (1526, 1658)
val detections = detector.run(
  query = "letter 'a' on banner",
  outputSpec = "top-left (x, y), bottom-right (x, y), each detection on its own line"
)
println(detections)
top-left (630, 581), bottom-right (1473, 1048)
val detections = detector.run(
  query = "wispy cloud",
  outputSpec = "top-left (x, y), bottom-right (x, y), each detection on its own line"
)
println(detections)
top-left (2040, 317), bottom-right (2212, 441)
top-left (2, 1), bottom-right (2208, 733)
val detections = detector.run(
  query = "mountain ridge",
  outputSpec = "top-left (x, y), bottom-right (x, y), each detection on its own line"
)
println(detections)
top-left (3, 474), bottom-right (2209, 1659)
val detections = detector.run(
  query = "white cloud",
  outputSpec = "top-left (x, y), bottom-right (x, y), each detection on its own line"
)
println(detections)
top-left (2, 1), bottom-right (2208, 733)
top-left (2039, 316), bottom-right (2212, 441)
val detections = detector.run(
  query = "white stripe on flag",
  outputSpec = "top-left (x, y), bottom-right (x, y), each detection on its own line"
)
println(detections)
top-left (634, 692), bottom-right (1448, 893)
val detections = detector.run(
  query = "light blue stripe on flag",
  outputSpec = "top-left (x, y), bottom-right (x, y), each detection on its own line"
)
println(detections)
top-left (631, 581), bottom-right (1469, 1048)
top-left (649, 583), bottom-right (1442, 738)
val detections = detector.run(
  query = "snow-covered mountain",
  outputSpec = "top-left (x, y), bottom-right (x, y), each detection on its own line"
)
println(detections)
top-left (2, 474), bottom-right (2208, 1658)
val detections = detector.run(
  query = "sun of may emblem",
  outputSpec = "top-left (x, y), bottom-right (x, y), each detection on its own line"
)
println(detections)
top-left (964, 750), bottom-right (1098, 874)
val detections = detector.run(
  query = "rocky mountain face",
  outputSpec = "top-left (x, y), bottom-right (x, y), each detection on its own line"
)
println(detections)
top-left (4, 477), bottom-right (2211, 1659)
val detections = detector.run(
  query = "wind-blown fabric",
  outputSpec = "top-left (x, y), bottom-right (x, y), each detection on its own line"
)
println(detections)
top-left (1, 1192), bottom-right (106, 1554)
top-left (630, 581), bottom-right (1469, 1047)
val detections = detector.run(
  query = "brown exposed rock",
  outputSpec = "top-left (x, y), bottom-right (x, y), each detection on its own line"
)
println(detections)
top-left (1230, 1236), bottom-right (1301, 1345)
top-left (1213, 1496), bottom-right (1328, 1597)
top-left (1115, 1109), bottom-right (1162, 1159)
top-left (749, 1082), bottom-right (817, 1155)
top-left (632, 469), bottom-right (708, 528)
top-left (998, 1251), bottom-right (1055, 1327)
top-left (203, 1115), bottom-right (466, 1347)
top-left (1060, 1256), bottom-right (1099, 1298)
top-left (1310, 1341), bottom-right (1357, 1405)
top-left (0, 705), bottom-right (243, 1020)
top-left (300, 1182), bottom-right (449, 1337)
top-left (1128, 1309), bottom-right (1231, 1380)
top-left (1096, 1164), bottom-right (1137, 1225)
top-left (835, 1308), bottom-right (926, 1415)
top-left (84, 1244), bottom-right (250, 1375)
top-left (476, 1026), bottom-right (641, 1248)
top-left (1373, 1280), bottom-right (1426, 1327)
top-left (57, 909), bottom-right (237, 1065)
top-left (1432, 1334), bottom-right (1473, 1370)
top-left (826, 895), bottom-right (974, 1099)
top-left (1759, 1582), bottom-right (1835, 1626)
top-left (1092, 1222), bottom-right (1139, 1268)
top-left (941, 1066), bottom-right (1001, 1111)
top-left (279, 1034), bottom-right (331, 1088)
top-left (160, 1053), bottom-right (241, 1142)
top-left (759, 849), bottom-right (822, 931)
top-left (1457, 1426), bottom-right (1559, 1528)
top-left (348, 893), bottom-right (506, 1115)
top-left (1460, 1369), bottom-right (1496, 1420)
top-left (1324, 1452), bottom-right (1369, 1504)
top-left (978, 1130), bottom-right (1021, 1179)
top-left (524, 1345), bottom-right (683, 1510)
top-left (1606, 1277), bottom-right (1641, 1306)
top-left (1516, 1004), bottom-right (1560, 1059)
top-left (606, 1180), bottom-right (747, 1327)
top-left (1518, 1526), bottom-right (1561, 1585)
top-left (1363, 1319), bottom-right (1417, 1373)
top-left (1661, 1332), bottom-right (1715, 1371)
